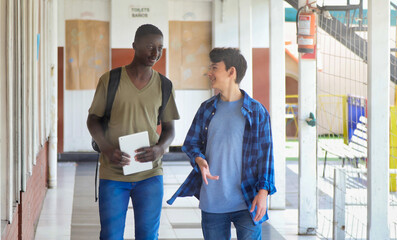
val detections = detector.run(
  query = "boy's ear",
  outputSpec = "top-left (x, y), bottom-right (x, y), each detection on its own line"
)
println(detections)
top-left (228, 66), bottom-right (237, 80)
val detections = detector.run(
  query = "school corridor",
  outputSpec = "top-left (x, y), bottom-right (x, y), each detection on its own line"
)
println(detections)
top-left (1, 0), bottom-right (395, 239)
top-left (34, 152), bottom-right (318, 240)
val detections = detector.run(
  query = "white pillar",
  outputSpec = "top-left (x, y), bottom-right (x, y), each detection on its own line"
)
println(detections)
top-left (238, 0), bottom-right (253, 96)
top-left (269, 0), bottom-right (285, 210)
top-left (6, 0), bottom-right (16, 222)
top-left (0, 0), bottom-right (5, 223)
top-left (367, 0), bottom-right (390, 239)
top-left (333, 168), bottom-right (346, 240)
top-left (48, 0), bottom-right (58, 188)
top-left (298, 0), bottom-right (317, 234)
top-left (298, 58), bottom-right (317, 235)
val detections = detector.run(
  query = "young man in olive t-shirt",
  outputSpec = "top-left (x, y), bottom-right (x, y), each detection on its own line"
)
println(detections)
top-left (87, 24), bottom-right (180, 240)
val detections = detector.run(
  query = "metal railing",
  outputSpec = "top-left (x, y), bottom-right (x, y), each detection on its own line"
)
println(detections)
top-left (284, 0), bottom-right (397, 84)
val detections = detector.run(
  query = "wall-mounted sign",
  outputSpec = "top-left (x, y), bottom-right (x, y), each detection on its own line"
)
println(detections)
top-left (130, 7), bottom-right (150, 18)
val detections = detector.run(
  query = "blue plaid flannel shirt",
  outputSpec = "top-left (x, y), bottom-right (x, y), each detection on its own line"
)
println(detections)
top-left (167, 90), bottom-right (276, 225)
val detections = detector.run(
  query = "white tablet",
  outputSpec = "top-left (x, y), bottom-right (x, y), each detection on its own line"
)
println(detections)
top-left (118, 131), bottom-right (153, 175)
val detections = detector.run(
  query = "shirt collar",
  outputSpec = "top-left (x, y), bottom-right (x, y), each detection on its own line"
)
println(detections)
top-left (211, 90), bottom-right (253, 109)
top-left (240, 89), bottom-right (253, 113)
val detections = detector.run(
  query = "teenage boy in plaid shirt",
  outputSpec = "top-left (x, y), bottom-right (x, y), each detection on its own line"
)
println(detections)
top-left (167, 48), bottom-right (276, 240)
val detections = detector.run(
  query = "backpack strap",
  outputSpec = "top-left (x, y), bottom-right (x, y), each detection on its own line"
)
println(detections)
top-left (158, 73), bottom-right (173, 125)
top-left (103, 67), bottom-right (122, 124)
top-left (95, 67), bottom-right (121, 202)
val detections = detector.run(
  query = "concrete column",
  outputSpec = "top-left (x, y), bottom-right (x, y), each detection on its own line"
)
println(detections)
top-left (298, 58), bottom-right (317, 235)
top-left (268, 0), bottom-right (285, 210)
top-left (33, 0), bottom-right (39, 157)
top-left (0, 0), bottom-right (5, 223)
top-left (48, 0), bottom-right (58, 188)
top-left (367, 0), bottom-right (390, 239)
top-left (298, 0), bottom-right (317, 235)
top-left (333, 168), bottom-right (346, 240)
top-left (238, 0), bottom-right (253, 96)
top-left (6, 0), bottom-right (16, 222)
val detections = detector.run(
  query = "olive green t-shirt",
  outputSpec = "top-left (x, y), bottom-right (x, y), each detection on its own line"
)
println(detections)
top-left (88, 67), bottom-right (180, 182)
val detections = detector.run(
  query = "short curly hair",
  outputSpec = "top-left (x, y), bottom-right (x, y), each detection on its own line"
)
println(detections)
top-left (209, 48), bottom-right (247, 84)
top-left (134, 24), bottom-right (163, 42)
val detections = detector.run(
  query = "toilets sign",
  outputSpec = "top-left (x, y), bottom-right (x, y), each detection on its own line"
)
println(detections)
top-left (130, 7), bottom-right (150, 18)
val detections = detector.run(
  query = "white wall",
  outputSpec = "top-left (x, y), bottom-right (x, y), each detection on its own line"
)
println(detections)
top-left (111, 0), bottom-right (169, 49)
top-left (252, 0), bottom-right (269, 48)
top-left (57, 0), bottom-right (65, 47)
top-left (169, 0), bottom-right (212, 21)
top-left (168, 0), bottom-right (212, 145)
top-left (212, 0), bottom-right (239, 48)
top-left (60, 0), bottom-right (110, 151)
top-left (284, 22), bottom-right (297, 45)
top-left (212, 0), bottom-right (270, 48)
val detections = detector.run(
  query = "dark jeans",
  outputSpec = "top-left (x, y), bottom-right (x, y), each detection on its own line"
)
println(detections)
top-left (201, 209), bottom-right (262, 240)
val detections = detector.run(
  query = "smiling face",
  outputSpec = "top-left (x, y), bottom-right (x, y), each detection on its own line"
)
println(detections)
top-left (133, 34), bottom-right (163, 67)
top-left (207, 61), bottom-right (236, 91)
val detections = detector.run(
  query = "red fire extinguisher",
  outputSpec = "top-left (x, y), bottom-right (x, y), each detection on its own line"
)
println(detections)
top-left (297, 6), bottom-right (316, 54)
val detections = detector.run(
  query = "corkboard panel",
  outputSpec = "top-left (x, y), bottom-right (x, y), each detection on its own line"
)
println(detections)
top-left (169, 21), bottom-right (211, 90)
top-left (65, 20), bottom-right (110, 90)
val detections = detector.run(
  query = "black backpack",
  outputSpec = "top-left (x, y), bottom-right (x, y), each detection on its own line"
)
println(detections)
top-left (92, 67), bottom-right (173, 201)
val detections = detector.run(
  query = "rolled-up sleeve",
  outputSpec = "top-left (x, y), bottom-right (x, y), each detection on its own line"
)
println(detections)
top-left (256, 112), bottom-right (276, 195)
top-left (182, 104), bottom-right (206, 172)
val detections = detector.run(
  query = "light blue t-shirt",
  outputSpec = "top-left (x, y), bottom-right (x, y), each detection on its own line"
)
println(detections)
top-left (199, 98), bottom-right (247, 213)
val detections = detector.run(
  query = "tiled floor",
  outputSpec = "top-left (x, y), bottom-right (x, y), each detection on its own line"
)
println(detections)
top-left (35, 162), bottom-right (76, 240)
top-left (35, 140), bottom-right (397, 239)
top-left (35, 157), bottom-right (321, 240)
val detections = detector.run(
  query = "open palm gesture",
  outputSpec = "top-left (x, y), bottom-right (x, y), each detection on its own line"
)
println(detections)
top-left (195, 157), bottom-right (219, 185)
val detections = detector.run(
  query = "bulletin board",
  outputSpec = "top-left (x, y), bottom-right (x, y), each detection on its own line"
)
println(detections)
top-left (65, 20), bottom-right (109, 90)
top-left (169, 21), bottom-right (211, 90)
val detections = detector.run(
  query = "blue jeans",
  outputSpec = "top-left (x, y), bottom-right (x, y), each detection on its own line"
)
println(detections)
top-left (98, 175), bottom-right (163, 240)
top-left (201, 210), bottom-right (262, 240)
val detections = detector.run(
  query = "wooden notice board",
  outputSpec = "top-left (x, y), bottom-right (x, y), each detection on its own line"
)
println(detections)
top-left (65, 20), bottom-right (109, 90)
top-left (169, 21), bottom-right (211, 90)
